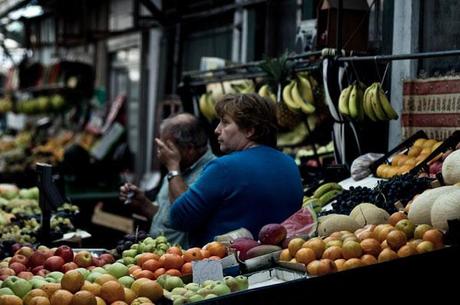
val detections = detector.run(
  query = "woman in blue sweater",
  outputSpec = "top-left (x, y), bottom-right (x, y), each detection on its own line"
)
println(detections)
top-left (169, 93), bottom-right (303, 246)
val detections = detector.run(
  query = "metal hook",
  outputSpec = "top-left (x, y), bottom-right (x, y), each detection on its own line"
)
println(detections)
top-left (380, 62), bottom-right (391, 88)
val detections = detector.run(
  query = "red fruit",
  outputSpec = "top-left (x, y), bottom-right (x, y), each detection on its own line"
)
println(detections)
top-left (54, 245), bottom-right (74, 263)
top-left (9, 254), bottom-right (29, 266)
top-left (92, 257), bottom-right (105, 267)
top-left (99, 253), bottom-right (115, 264)
top-left (29, 250), bottom-right (51, 268)
top-left (36, 269), bottom-right (50, 277)
top-left (62, 262), bottom-right (78, 272)
top-left (17, 271), bottom-right (34, 280)
top-left (44, 256), bottom-right (65, 271)
top-left (258, 224), bottom-right (287, 245)
top-left (230, 238), bottom-right (260, 261)
top-left (31, 265), bottom-right (45, 275)
top-left (9, 262), bottom-right (27, 274)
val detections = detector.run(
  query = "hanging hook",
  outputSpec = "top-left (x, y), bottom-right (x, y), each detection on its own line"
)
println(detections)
top-left (380, 62), bottom-right (391, 89)
top-left (349, 51), bottom-right (361, 84)
top-left (374, 56), bottom-right (382, 83)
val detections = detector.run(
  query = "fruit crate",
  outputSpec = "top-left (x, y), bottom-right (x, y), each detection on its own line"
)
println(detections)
top-left (163, 245), bottom-right (459, 304)
top-left (369, 130), bottom-right (428, 176)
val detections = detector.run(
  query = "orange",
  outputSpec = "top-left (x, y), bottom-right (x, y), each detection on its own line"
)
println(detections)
top-left (343, 258), bottom-right (364, 270)
top-left (200, 249), bottom-right (211, 258)
top-left (287, 238), bottom-right (305, 257)
top-left (413, 138), bottom-right (427, 147)
top-left (159, 254), bottom-right (184, 270)
top-left (94, 274), bottom-right (117, 286)
top-left (141, 259), bottom-right (162, 273)
top-left (388, 212), bottom-right (407, 226)
top-left (50, 289), bottom-right (73, 305)
top-left (423, 229), bottom-right (444, 249)
top-left (204, 241), bottom-right (227, 258)
top-left (334, 259), bottom-right (346, 271)
top-left (360, 254), bottom-right (377, 265)
top-left (133, 270), bottom-right (155, 280)
top-left (360, 238), bottom-right (382, 257)
top-left (377, 248), bottom-right (398, 263)
top-left (81, 281), bottom-right (101, 297)
top-left (386, 230), bottom-right (407, 251)
top-left (166, 246), bottom-right (183, 256)
top-left (183, 247), bottom-right (203, 262)
top-left (136, 253), bottom-right (160, 267)
top-left (123, 288), bottom-right (137, 304)
top-left (71, 290), bottom-right (97, 305)
top-left (407, 146), bottom-right (422, 157)
top-left (321, 246), bottom-right (342, 260)
top-left (181, 262), bottom-right (192, 274)
top-left (165, 269), bottom-right (182, 276)
top-left (278, 249), bottom-right (292, 261)
top-left (302, 238), bottom-right (325, 259)
top-left (100, 280), bottom-right (125, 304)
top-left (152, 267), bottom-right (166, 279)
top-left (128, 265), bottom-right (142, 275)
top-left (397, 244), bottom-right (417, 257)
top-left (294, 247), bottom-right (315, 265)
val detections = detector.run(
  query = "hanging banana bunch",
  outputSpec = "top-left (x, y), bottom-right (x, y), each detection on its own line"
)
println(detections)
top-left (198, 91), bottom-right (217, 122)
top-left (280, 73), bottom-right (316, 115)
top-left (338, 83), bottom-right (365, 121)
top-left (363, 82), bottom-right (399, 121)
top-left (257, 84), bottom-right (277, 103)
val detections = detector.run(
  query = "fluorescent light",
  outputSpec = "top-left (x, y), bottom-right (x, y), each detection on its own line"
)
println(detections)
top-left (8, 5), bottom-right (43, 20)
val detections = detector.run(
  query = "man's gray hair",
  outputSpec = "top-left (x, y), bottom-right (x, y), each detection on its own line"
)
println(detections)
top-left (160, 113), bottom-right (208, 150)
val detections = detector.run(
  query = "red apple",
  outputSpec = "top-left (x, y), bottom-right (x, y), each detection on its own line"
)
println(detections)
top-left (99, 253), bottom-right (115, 264)
top-left (31, 265), bottom-right (45, 275)
top-left (9, 254), bottom-right (29, 266)
top-left (15, 246), bottom-right (35, 258)
top-left (36, 269), bottom-right (50, 277)
top-left (61, 262), bottom-right (78, 273)
top-left (29, 250), bottom-right (51, 268)
top-left (54, 245), bottom-right (74, 263)
top-left (91, 257), bottom-right (105, 267)
top-left (17, 271), bottom-right (34, 280)
top-left (0, 267), bottom-right (15, 277)
top-left (9, 262), bottom-right (27, 274)
top-left (73, 251), bottom-right (93, 268)
top-left (44, 256), bottom-right (65, 272)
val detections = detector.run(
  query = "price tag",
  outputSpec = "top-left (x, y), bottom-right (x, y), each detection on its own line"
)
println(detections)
top-left (6, 112), bottom-right (26, 130)
top-left (192, 259), bottom-right (223, 284)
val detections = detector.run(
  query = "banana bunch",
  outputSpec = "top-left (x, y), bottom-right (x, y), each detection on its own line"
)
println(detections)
top-left (338, 83), bottom-right (365, 120)
top-left (231, 79), bottom-right (255, 94)
top-left (281, 73), bottom-right (316, 115)
top-left (363, 82), bottom-right (399, 121)
top-left (198, 92), bottom-right (217, 122)
top-left (303, 182), bottom-right (343, 212)
top-left (258, 84), bottom-right (277, 103)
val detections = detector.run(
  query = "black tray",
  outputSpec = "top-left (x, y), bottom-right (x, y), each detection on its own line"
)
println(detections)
top-left (369, 130), bottom-right (428, 176)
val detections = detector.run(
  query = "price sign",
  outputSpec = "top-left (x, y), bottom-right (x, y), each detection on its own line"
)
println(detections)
top-left (192, 259), bottom-right (223, 284)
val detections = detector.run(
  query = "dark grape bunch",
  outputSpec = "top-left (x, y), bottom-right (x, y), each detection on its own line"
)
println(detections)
top-left (320, 174), bottom-right (433, 216)
top-left (115, 230), bottom-right (151, 256)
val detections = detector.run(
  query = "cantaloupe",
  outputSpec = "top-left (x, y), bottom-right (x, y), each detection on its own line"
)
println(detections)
top-left (317, 214), bottom-right (360, 237)
top-left (349, 203), bottom-right (390, 226)
top-left (442, 150), bottom-right (460, 185)
top-left (408, 186), bottom-right (458, 225)
top-left (431, 189), bottom-right (460, 231)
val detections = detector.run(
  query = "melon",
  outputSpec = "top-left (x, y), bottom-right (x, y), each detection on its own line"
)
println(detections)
top-left (317, 214), bottom-right (360, 237)
top-left (408, 186), bottom-right (458, 225)
top-left (431, 189), bottom-right (460, 231)
top-left (442, 150), bottom-right (460, 185)
top-left (350, 203), bottom-right (390, 226)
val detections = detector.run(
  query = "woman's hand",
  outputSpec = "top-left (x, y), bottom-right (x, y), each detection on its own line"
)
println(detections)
top-left (155, 138), bottom-right (181, 171)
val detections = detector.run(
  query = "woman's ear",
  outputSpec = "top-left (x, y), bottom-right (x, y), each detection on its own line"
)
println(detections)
top-left (245, 127), bottom-right (255, 139)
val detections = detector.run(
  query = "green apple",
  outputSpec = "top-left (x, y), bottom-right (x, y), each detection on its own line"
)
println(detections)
top-left (395, 219), bottom-right (416, 239)
top-left (86, 272), bottom-right (103, 283)
top-left (142, 237), bottom-right (155, 245)
top-left (164, 276), bottom-right (184, 291)
top-left (76, 268), bottom-right (90, 279)
top-left (197, 287), bottom-right (212, 297)
top-left (184, 282), bottom-right (200, 292)
top-left (2, 276), bottom-right (32, 298)
top-left (29, 278), bottom-right (47, 289)
top-left (414, 224), bottom-right (432, 239)
top-left (46, 271), bottom-right (64, 282)
top-left (202, 280), bottom-right (216, 288)
top-left (105, 262), bottom-right (128, 279)
top-left (122, 249), bottom-right (137, 258)
top-left (123, 257), bottom-right (136, 265)
top-left (91, 267), bottom-right (108, 274)
top-left (0, 287), bottom-right (14, 296)
top-left (235, 275), bottom-right (249, 290)
top-left (171, 295), bottom-right (187, 305)
top-left (211, 283), bottom-right (231, 296)
top-left (171, 287), bottom-right (187, 295)
top-left (224, 276), bottom-right (240, 292)
top-left (118, 276), bottom-right (135, 288)
top-left (204, 293), bottom-right (218, 299)
top-left (188, 294), bottom-right (204, 302)
top-left (156, 274), bottom-right (170, 288)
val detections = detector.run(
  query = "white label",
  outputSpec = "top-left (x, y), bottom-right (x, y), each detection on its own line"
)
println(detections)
top-left (192, 260), bottom-right (224, 284)
top-left (6, 112), bottom-right (26, 130)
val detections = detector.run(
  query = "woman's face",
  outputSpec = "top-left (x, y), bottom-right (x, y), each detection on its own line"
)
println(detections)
top-left (215, 114), bottom-right (252, 153)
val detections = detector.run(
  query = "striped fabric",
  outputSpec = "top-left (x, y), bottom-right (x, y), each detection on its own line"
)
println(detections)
top-left (402, 77), bottom-right (460, 140)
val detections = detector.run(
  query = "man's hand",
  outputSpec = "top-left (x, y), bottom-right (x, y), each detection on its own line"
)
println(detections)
top-left (155, 138), bottom-right (181, 171)
top-left (118, 183), bottom-right (150, 209)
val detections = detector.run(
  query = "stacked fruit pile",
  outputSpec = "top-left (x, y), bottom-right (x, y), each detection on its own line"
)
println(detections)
top-left (376, 138), bottom-right (443, 178)
top-left (279, 213), bottom-right (445, 277)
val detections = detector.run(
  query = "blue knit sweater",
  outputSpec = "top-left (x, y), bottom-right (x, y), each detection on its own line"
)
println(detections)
top-left (169, 145), bottom-right (303, 247)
